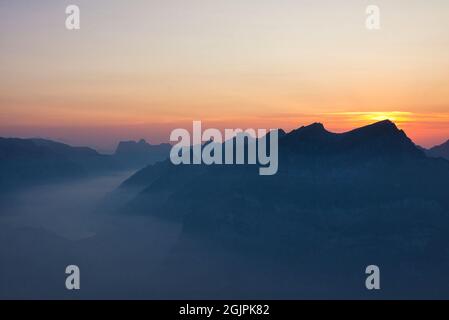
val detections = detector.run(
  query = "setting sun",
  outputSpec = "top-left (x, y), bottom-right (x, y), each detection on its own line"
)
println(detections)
top-left (362, 112), bottom-right (412, 123)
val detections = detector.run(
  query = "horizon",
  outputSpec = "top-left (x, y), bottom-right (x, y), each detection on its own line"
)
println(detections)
top-left (1, 119), bottom-right (447, 153)
top-left (1, 1), bottom-right (449, 151)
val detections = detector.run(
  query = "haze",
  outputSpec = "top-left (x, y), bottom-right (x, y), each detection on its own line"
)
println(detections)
top-left (1, 0), bottom-right (449, 151)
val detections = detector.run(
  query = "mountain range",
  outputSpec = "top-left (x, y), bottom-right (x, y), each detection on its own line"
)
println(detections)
top-left (109, 120), bottom-right (449, 279)
top-left (0, 137), bottom-right (170, 193)
top-left (3, 120), bottom-right (449, 295)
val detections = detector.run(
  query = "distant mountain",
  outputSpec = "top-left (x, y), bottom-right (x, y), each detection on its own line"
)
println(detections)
top-left (113, 139), bottom-right (171, 169)
top-left (0, 138), bottom-right (84, 192)
top-left (426, 139), bottom-right (449, 160)
top-left (111, 120), bottom-right (449, 272)
top-left (30, 138), bottom-right (121, 171)
top-left (0, 136), bottom-right (173, 194)
top-left (0, 138), bottom-right (120, 193)
top-left (118, 120), bottom-right (426, 192)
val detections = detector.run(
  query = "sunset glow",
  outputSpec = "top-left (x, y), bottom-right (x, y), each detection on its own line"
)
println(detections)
top-left (1, 0), bottom-right (448, 151)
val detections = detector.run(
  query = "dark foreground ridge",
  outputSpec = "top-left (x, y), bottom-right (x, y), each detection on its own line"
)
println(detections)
top-left (108, 120), bottom-right (449, 297)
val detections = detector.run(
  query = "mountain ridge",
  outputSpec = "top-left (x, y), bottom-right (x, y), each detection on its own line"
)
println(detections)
top-left (0, 137), bottom-right (171, 193)
top-left (112, 120), bottom-right (449, 258)
top-left (113, 139), bottom-right (171, 169)
top-left (426, 139), bottom-right (449, 160)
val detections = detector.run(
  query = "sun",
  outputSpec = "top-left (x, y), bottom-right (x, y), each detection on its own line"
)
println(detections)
top-left (363, 112), bottom-right (412, 123)
top-left (329, 111), bottom-right (412, 123)
top-left (328, 111), bottom-right (413, 124)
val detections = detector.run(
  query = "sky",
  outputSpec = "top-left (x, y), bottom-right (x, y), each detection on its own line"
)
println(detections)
top-left (1, 0), bottom-right (449, 152)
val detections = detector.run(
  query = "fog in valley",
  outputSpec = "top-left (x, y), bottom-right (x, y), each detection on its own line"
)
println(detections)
top-left (0, 172), bottom-right (184, 299)
top-left (2, 167), bottom-right (446, 299)
top-left (0, 172), bottom-right (306, 299)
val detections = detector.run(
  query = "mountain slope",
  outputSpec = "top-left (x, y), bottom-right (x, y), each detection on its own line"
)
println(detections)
top-left (0, 136), bottom-right (172, 194)
top-left (113, 121), bottom-right (449, 265)
top-left (0, 138), bottom-right (86, 192)
top-left (0, 138), bottom-right (120, 193)
top-left (280, 120), bottom-right (423, 158)
top-left (426, 140), bottom-right (449, 160)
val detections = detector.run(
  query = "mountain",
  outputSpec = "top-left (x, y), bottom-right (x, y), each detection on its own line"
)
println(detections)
top-left (113, 139), bottom-right (171, 169)
top-left (426, 139), bottom-right (449, 160)
top-left (0, 138), bottom-right (120, 193)
top-left (0, 136), bottom-right (173, 194)
top-left (111, 120), bottom-right (449, 277)
top-left (118, 120), bottom-right (426, 194)
top-left (280, 120), bottom-right (423, 158)
top-left (0, 138), bottom-right (83, 192)
top-left (30, 138), bottom-right (121, 171)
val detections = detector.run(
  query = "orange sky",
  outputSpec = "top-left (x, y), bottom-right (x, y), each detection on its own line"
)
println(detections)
top-left (1, 1), bottom-right (448, 151)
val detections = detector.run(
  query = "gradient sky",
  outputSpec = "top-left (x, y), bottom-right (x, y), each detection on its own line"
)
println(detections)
top-left (1, 0), bottom-right (449, 152)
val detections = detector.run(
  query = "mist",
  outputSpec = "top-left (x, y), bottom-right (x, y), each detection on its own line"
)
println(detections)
top-left (0, 172), bottom-right (184, 299)
top-left (0, 172), bottom-right (299, 299)
top-left (2, 169), bottom-right (445, 299)
top-left (0, 171), bottom-right (331, 299)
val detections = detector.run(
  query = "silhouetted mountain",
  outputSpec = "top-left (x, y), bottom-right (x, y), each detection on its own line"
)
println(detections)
top-left (0, 138), bottom-right (120, 193)
top-left (426, 139), bottom-right (449, 160)
top-left (0, 136), bottom-right (173, 195)
top-left (111, 120), bottom-right (449, 277)
top-left (30, 138), bottom-right (121, 171)
top-left (281, 120), bottom-right (423, 158)
top-left (113, 139), bottom-right (171, 169)
top-left (0, 138), bottom-right (83, 192)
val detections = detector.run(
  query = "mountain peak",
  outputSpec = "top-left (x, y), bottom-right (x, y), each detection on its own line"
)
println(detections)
top-left (279, 119), bottom-right (423, 158)
top-left (280, 122), bottom-right (336, 152)
top-left (286, 122), bottom-right (330, 138)
top-left (278, 129), bottom-right (287, 137)
top-left (308, 122), bottom-right (325, 129)
top-left (341, 120), bottom-right (425, 158)
top-left (114, 139), bottom-right (171, 168)
top-left (299, 122), bottom-right (326, 132)
top-left (370, 119), bottom-right (397, 129)
top-left (346, 119), bottom-right (401, 137)
top-left (375, 119), bottom-right (394, 124)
